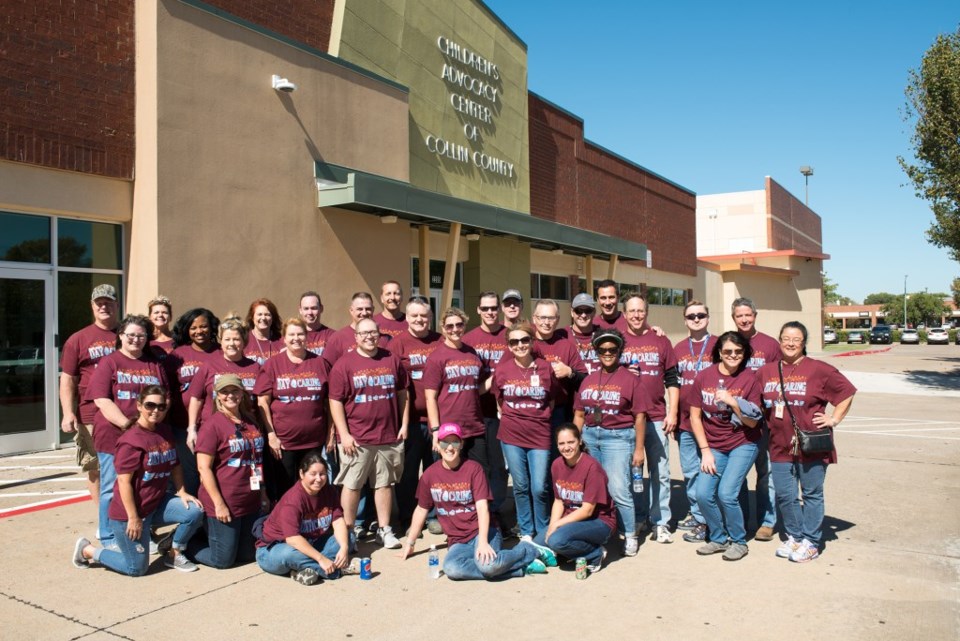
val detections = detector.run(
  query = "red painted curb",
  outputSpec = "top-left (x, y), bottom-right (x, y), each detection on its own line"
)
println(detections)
top-left (0, 494), bottom-right (90, 518)
top-left (834, 347), bottom-right (893, 357)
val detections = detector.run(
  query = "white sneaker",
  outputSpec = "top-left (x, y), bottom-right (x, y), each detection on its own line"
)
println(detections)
top-left (775, 535), bottom-right (801, 559)
top-left (788, 539), bottom-right (820, 563)
top-left (623, 536), bottom-right (639, 556)
top-left (377, 526), bottom-right (402, 549)
top-left (519, 534), bottom-right (534, 545)
top-left (655, 524), bottom-right (673, 544)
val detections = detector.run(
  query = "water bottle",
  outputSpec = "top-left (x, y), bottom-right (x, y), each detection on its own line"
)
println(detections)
top-left (631, 465), bottom-right (644, 493)
top-left (428, 545), bottom-right (440, 579)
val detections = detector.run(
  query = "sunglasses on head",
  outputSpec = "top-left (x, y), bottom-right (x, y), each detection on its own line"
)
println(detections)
top-left (685, 313), bottom-right (709, 321)
top-left (508, 337), bottom-right (532, 347)
top-left (142, 401), bottom-right (167, 411)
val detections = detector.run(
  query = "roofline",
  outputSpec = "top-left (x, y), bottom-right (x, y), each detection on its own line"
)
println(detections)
top-left (698, 249), bottom-right (830, 261)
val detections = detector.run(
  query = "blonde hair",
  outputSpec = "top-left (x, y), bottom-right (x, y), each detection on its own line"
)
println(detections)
top-left (218, 312), bottom-right (248, 343)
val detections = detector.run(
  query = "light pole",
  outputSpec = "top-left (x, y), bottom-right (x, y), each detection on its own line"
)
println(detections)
top-left (800, 166), bottom-right (814, 206)
top-left (903, 275), bottom-right (908, 329)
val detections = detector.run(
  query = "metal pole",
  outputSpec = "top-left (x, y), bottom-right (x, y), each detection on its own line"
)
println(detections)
top-left (903, 275), bottom-right (908, 328)
top-left (805, 175), bottom-right (809, 206)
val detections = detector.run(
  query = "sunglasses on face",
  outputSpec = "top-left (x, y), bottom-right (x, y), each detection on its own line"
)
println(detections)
top-left (508, 337), bottom-right (532, 347)
top-left (443, 322), bottom-right (465, 330)
top-left (142, 401), bottom-right (167, 411)
top-left (573, 308), bottom-right (594, 316)
top-left (478, 306), bottom-right (498, 312)
top-left (685, 313), bottom-right (709, 321)
top-left (438, 441), bottom-right (462, 451)
top-left (596, 347), bottom-right (619, 356)
top-left (720, 349), bottom-right (744, 357)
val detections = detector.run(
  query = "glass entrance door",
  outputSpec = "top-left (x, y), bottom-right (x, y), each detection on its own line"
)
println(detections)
top-left (0, 268), bottom-right (56, 454)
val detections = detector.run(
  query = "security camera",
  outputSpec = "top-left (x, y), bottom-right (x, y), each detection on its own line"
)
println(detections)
top-left (272, 74), bottom-right (297, 93)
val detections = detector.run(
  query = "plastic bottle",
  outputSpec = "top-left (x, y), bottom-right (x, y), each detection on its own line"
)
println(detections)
top-left (716, 379), bottom-right (728, 412)
top-left (631, 465), bottom-right (644, 493)
top-left (428, 545), bottom-right (440, 579)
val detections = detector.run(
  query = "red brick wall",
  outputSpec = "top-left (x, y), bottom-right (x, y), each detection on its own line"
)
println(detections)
top-left (0, 0), bottom-right (136, 178)
top-left (528, 94), bottom-right (697, 276)
top-left (766, 177), bottom-right (822, 254)
top-left (207, 0), bottom-right (335, 52)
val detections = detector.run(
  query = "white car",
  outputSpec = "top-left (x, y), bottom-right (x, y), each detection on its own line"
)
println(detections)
top-left (927, 327), bottom-right (949, 345)
top-left (900, 329), bottom-right (919, 344)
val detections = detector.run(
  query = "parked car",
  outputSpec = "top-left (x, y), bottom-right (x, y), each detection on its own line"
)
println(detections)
top-left (869, 324), bottom-right (891, 344)
top-left (927, 327), bottom-right (949, 345)
top-left (847, 330), bottom-right (866, 344)
top-left (900, 328), bottom-right (919, 344)
top-left (823, 327), bottom-right (838, 344)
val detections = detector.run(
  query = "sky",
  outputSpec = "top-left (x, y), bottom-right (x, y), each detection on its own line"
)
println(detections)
top-left (483, 0), bottom-right (959, 303)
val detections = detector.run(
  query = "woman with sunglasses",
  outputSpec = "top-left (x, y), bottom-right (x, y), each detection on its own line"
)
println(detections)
top-left (73, 385), bottom-right (203, 575)
top-left (757, 321), bottom-right (856, 563)
top-left (147, 295), bottom-right (174, 360)
top-left (86, 315), bottom-right (169, 550)
top-left (491, 321), bottom-right (557, 542)
top-left (535, 423), bottom-right (616, 576)
top-left (572, 328), bottom-right (649, 557)
top-left (689, 331), bottom-right (763, 561)
top-left (190, 374), bottom-right (268, 568)
top-left (243, 298), bottom-right (283, 366)
top-left (401, 423), bottom-right (551, 580)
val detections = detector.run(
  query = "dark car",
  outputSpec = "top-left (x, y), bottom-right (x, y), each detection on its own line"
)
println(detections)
top-left (869, 324), bottom-right (891, 344)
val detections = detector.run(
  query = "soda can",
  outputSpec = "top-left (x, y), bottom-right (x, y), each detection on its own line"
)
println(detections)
top-left (575, 557), bottom-right (588, 579)
top-left (359, 557), bottom-right (372, 580)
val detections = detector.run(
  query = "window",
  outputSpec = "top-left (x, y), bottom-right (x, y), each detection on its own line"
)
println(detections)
top-left (411, 258), bottom-right (462, 290)
top-left (58, 219), bottom-right (123, 269)
top-left (0, 211), bottom-right (50, 264)
top-left (646, 286), bottom-right (687, 307)
top-left (530, 273), bottom-right (569, 300)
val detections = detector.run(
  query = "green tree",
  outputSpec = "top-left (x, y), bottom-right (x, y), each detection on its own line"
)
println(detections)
top-left (952, 277), bottom-right (960, 307)
top-left (899, 29), bottom-right (960, 263)
top-left (864, 292), bottom-right (896, 305)
top-left (822, 272), bottom-right (854, 305)
top-left (882, 292), bottom-right (950, 327)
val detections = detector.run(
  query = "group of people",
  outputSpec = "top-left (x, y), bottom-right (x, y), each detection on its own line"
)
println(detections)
top-left (63, 279), bottom-right (855, 584)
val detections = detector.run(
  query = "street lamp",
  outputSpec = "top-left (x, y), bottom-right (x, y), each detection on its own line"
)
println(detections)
top-left (800, 166), bottom-right (814, 206)
top-left (903, 275), bottom-right (908, 329)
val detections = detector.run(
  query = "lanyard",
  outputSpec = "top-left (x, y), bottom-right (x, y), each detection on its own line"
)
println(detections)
top-left (689, 337), bottom-right (709, 372)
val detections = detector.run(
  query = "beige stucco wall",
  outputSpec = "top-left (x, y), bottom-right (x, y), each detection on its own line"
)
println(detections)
top-left (0, 160), bottom-right (132, 223)
top-left (696, 189), bottom-right (767, 255)
top-left (129, 0), bottom-right (411, 323)
top-left (335, 0), bottom-right (530, 213)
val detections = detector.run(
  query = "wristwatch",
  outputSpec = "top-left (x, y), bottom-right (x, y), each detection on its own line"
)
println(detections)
top-left (430, 426), bottom-right (440, 433)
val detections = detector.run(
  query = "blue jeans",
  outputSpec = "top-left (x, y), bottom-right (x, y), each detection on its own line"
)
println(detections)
top-left (695, 443), bottom-right (758, 545)
top-left (96, 494), bottom-right (203, 576)
top-left (678, 430), bottom-right (704, 524)
top-left (189, 512), bottom-right (259, 569)
top-left (739, 426), bottom-right (777, 529)
top-left (501, 443), bottom-right (550, 537)
top-left (581, 426), bottom-right (636, 536)
top-left (772, 461), bottom-right (827, 546)
top-left (255, 530), bottom-right (355, 578)
top-left (443, 527), bottom-right (538, 581)
top-left (96, 452), bottom-right (117, 545)
top-left (534, 519), bottom-right (612, 566)
top-left (636, 420), bottom-right (671, 527)
top-left (173, 429), bottom-right (200, 496)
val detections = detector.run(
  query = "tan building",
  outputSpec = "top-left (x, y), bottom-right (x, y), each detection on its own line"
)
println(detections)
top-left (696, 177), bottom-right (828, 349)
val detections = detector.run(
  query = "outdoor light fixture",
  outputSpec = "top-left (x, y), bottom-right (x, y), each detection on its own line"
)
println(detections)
top-left (552, 248), bottom-right (564, 255)
top-left (465, 233), bottom-right (481, 241)
top-left (272, 74), bottom-right (297, 93)
top-left (380, 215), bottom-right (398, 224)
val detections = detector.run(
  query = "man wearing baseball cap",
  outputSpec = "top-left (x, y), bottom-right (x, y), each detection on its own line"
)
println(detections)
top-left (568, 293), bottom-right (600, 374)
top-left (401, 423), bottom-right (554, 580)
top-left (501, 289), bottom-right (524, 330)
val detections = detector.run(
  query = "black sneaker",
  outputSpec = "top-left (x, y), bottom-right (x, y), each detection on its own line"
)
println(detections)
top-left (682, 523), bottom-right (707, 543)
top-left (677, 515), bottom-right (699, 531)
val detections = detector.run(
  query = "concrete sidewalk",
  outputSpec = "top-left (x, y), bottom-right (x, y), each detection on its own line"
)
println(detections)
top-left (1, 345), bottom-right (957, 640)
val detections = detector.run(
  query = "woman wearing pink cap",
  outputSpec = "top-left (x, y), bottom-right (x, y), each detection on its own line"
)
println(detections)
top-left (401, 423), bottom-right (554, 580)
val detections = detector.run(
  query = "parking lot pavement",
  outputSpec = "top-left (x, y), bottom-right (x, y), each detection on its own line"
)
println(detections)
top-left (0, 345), bottom-right (957, 641)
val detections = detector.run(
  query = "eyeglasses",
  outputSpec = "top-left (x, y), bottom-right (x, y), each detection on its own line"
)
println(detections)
top-left (443, 321), bottom-right (465, 330)
top-left (478, 306), bottom-right (499, 312)
top-left (573, 308), bottom-right (594, 316)
top-left (780, 337), bottom-right (804, 345)
top-left (219, 388), bottom-right (243, 397)
top-left (534, 315), bottom-right (557, 322)
top-left (142, 401), bottom-right (167, 411)
top-left (123, 333), bottom-right (147, 341)
top-left (508, 337), bottom-right (532, 347)
top-left (720, 349), bottom-right (744, 357)
top-left (355, 330), bottom-right (379, 338)
top-left (438, 441), bottom-right (462, 451)
top-left (684, 313), bottom-right (709, 321)
top-left (596, 347), bottom-right (619, 356)
top-left (93, 300), bottom-right (116, 308)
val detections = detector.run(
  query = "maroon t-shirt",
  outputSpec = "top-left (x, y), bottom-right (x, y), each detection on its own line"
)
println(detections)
top-left (377, 313), bottom-right (408, 341)
top-left (149, 339), bottom-right (175, 362)
top-left (462, 325), bottom-right (508, 419)
top-left (574, 366), bottom-right (651, 429)
top-left (305, 325), bottom-right (335, 358)
top-left (59, 323), bottom-right (117, 424)
top-left (244, 334), bottom-right (283, 366)
top-left (758, 358), bottom-right (857, 465)
top-left (195, 413), bottom-right (264, 517)
top-left (328, 348), bottom-right (408, 445)
top-left (421, 343), bottom-right (484, 437)
top-left (690, 365), bottom-right (762, 452)
top-left (551, 453), bottom-right (617, 532)
top-left (387, 330), bottom-right (443, 422)
top-left (620, 329), bottom-right (678, 421)
top-left (492, 357), bottom-right (557, 450)
top-left (416, 459), bottom-right (490, 546)
top-left (190, 357), bottom-right (261, 421)
top-left (322, 325), bottom-right (390, 368)
top-left (165, 345), bottom-right (219, 428)
top-left (533, 329), bottom-right (586, 406)
top-left (258, 481), bottom-right (344, 547)
top-left (595, 312), bottom-right (628, 332)
top-left (254, 351), bottom-right (328, 449)
top-left (569, 326), bottom-right (599, 375)
top-left (674, 335), bottom-right (718, 432)
top-left (85, 351), bottom-right (169, 455)
top-left (746, 331), bottom-right (782, 372)
top-left (108, 423), bottom-right (177, 520)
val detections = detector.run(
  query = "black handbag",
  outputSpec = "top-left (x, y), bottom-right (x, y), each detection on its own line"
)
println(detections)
top-left (778, 362), bottom-right (834, 455)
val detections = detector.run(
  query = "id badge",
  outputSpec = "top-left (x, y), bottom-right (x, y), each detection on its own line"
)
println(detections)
top-left (774, 402), bottom-right (784, 419)
top-left (249, 464), bottom-right (263, 491)
top-left (530, 374), bottom-right (540, 387)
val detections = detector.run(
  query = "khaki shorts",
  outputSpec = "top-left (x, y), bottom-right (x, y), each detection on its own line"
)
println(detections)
top-left (74, 423), bottom-right (99, 473)
top-left (335, 442), bottom-right (404, 490)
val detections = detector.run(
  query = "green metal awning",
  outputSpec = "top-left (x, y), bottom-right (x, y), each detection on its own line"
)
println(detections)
top-left (314, 162), bottom-right (648, 262)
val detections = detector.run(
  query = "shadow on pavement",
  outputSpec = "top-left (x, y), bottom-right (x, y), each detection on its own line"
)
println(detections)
top-left (904, 365), bottom-right (960, 391)
top-left (822, 514), bottom-right (856, 544)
